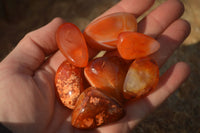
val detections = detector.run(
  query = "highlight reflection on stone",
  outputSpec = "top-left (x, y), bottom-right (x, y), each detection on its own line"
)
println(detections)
top-left (84, 56), bottom-right (128, 103)
top-left (123, 58), bottom-right (159, 99)
top-left (55, 61), bottom-right (84, 109)
top-left (72, 87), bottom-right (125, 129)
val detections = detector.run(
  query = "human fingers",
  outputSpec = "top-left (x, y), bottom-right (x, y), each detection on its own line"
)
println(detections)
top-left (151, 19), bottom-right (191, 67)
top-left (124, 17), bottom-right (191, 128)
top-left (2, 18), bottom-right (65, 74)
top-left (126, 62), bottom-right (190, 128)
top-left (89, 0), bottom-right (185, 63)
top-left (138, 0), bottom-right (185, 38)
top-left (101, 0), bottom-right (155, 18)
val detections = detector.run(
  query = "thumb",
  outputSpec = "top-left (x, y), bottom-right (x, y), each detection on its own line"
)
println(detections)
top-left (2, 18), bottom-right (65, 75)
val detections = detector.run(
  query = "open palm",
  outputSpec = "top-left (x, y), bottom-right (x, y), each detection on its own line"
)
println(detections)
top-left (0, 0), bottom-right (190, 133)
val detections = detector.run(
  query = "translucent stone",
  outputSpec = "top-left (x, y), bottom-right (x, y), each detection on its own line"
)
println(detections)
top-left (117, 32), bottom-right (160, 60)
top-left (55, 61), bottom-right (84, 109)
top-left (72, 87), bottom-right (125, 129)
top-left (123, 58), bottom-right (159, 99)
top-left (84, 12), bottom-right (137, 50)
top-left (84, 56), bottom-right (128, 103)
top-left (56, 23), bottom-right (88, 67)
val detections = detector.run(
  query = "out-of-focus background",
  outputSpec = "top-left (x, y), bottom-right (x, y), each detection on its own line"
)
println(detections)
top-left (0, 0), bottom-right (199, 132)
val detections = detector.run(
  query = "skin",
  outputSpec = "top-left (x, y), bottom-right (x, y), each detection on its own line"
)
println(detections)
top-left (0, 0), bottom-right (191, 133)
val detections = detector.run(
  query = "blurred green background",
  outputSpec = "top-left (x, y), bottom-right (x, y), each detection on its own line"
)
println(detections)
top-left (0, 0), bottom-right (199, 132)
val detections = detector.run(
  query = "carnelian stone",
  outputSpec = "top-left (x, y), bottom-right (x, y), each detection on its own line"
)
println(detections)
top-left (123, 58), bottom-right (159, 99)
top-left (84, 12), bottom-right (137, 50)
top-left (72, 87), bottom-right (125, 129)
top-left (84, 56), bottom-right (128, 103)
top-left (55, 61), bottom-right (84, 109)
top-left (56, 23), bottom-right (88, 67)
top-left (117, 32), bottom-right (160, 60)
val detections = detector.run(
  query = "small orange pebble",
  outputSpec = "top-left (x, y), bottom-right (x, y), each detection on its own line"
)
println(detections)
top-left (55, 61), bottom-right (84, 109)
top-left (117, 32), bottom-right (160, 60)
top-left (71, 87), bottom-right (125, 129)
top-left (56, 23), bottom-right (88, 67)
top-left (84, 56), bottom-right (128, 103)
top-left (123, 58), bottom-right (159, 99)
top-left (84, 12), bottom-right (137, 50)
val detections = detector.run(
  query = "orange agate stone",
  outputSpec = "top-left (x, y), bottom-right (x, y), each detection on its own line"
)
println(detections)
top-left (56, 23), bottom-right (88, 67)
top-left (71, 87), bottom-right (125, 129)
top-left (123, 58), bottom-right (159, 99)
top-left (84, 56), bottom-right (128, 103)
top-left (55, 61), bottom-right (84, 109)
top-left (84, 12), bottom-right (137, 50)
top-left (117, 32), bottom-right (160, 60)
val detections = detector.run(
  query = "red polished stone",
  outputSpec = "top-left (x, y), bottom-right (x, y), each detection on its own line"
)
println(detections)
top-left (117, 32), bottom-right (160, 60)
top-left (55, 61), bottom-right (84, 109)
top-left (84, 56), bottom-right (128, 103)
top-left (71, 87), bottom-right (125, 129)
top-left (56, 23), bottom-right (88, 67)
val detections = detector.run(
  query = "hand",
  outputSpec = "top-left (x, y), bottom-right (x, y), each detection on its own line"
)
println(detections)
top-left (0, 0), bottom-right (190, 133)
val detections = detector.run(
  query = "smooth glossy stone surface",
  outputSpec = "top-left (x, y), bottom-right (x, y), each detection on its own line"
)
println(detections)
top-left (71, 87), bottom-right (125, 129)
top-left (84, 12), bottom-right (137, 50)
top-left (117, 32), bottom-right (160, 60)
top-left (84, 56), bottom-right (128, 103)
top-left (55, 61), bottom-right (84, 109)
top-left (56, 23), bottom-right (88, 67)
top-left (123, 58), bottom-right (159, 99)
